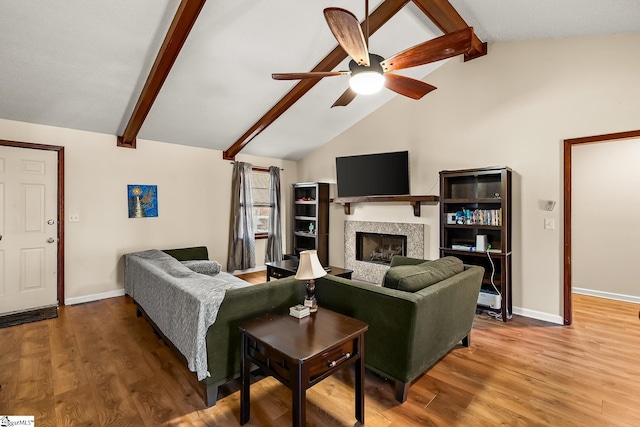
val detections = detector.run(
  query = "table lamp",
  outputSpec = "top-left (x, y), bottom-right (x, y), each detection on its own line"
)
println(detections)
top-left (295, 250), bottom-right (327, 312)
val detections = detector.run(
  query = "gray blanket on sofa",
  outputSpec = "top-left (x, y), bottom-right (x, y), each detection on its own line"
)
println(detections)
top-left (124, 249), bottom-right (250, 380)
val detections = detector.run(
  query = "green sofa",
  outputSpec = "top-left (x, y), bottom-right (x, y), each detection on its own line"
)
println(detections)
top-left (315, 255), bottom-right (484, 402)
top-left (127, 247), bottom-right (483, 406)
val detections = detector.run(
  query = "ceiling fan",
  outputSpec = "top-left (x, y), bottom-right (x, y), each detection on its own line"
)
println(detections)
top-left (272, 4), bottom-right (474, 107)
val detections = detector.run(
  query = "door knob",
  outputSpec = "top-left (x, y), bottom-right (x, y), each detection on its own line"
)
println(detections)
top-left (47, 238), bottom-right (55, 243)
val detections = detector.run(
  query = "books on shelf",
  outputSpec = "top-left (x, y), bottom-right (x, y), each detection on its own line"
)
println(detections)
top-left (451, 244), bottom-right (474, 251)
top-left (289, 304), bottom-right (310, 318)
top-left (452, 208), bottom-right (502, 226)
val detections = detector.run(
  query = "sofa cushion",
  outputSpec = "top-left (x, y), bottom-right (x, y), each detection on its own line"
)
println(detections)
top-left (181, 260), bottom-right (221, 275)
top-left (382, 256), bottom-right (464, 292)
top-left (389, 255), bottom-right (431, 267)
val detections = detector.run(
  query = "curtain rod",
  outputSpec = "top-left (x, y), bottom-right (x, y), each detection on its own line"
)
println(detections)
top-left (229, 162), bottom-right (283, 171)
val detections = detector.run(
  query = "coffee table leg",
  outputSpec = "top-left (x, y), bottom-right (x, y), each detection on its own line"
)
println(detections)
top-left (266, 265), bottom-right (272, 282)
top-left (355, 336), bottom-right (365, 424)
top-left (240, 334), bottom-right (250, 425)
top-left (292, 363), bottom-right (305, 427)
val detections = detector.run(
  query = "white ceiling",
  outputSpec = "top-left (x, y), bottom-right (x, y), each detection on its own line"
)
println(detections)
top-left (1, 1), bottom-right (639, 160)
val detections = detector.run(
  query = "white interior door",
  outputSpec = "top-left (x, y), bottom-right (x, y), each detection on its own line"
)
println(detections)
top-left (0, 145), bottom-right (58, 315)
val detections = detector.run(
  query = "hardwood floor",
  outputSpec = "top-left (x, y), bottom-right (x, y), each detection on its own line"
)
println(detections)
top-left (1, 275), bottom-right (639, 426)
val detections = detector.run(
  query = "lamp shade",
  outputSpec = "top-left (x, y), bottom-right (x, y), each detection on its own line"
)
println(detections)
top-left (295, 250), bottom-right (327, 280)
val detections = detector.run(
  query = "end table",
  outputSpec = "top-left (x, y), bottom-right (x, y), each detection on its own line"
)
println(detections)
top-left (240, 308), bottom-right (368, 426)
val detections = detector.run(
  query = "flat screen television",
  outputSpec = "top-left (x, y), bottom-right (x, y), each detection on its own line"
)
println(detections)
top-left (336, 151), bottom-right (410, 197)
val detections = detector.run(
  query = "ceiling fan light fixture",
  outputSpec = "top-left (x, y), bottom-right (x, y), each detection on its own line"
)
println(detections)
top-left (349, 71), bottom-right (385, 95)
top-left (348, 53), bottom-right (385, 95)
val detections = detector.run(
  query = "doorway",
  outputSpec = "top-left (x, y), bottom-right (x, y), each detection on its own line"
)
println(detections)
top-left (562, 129), bottom-right (640, 325)
top-left (0, 140), bottom-right (64, 322)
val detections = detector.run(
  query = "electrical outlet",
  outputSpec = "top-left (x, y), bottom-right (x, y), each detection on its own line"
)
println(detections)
top-left (69, 213), bottom-right (80, 223)
top-left (544, 218), bottom-right (555, 230)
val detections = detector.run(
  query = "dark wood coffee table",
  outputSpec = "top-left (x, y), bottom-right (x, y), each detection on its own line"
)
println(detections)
top-left (239, 308), bottom-right (368, 426)
top-left (265, 259), bottom-right (353, 281)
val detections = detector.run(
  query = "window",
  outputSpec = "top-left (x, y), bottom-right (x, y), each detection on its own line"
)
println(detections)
top-left (251, 168), bottom-right (271, 239)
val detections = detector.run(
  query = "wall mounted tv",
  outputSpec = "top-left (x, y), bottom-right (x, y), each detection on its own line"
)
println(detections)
top-left (336, 151), bottom-right (410, 197)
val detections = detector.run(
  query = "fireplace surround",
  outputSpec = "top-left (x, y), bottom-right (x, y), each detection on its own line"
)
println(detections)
top-left (345, 221), bottom-right (424, 283)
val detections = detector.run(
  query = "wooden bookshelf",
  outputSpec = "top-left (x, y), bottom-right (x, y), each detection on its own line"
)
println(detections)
top-left (440, 167), bottom-right (512, 321)
top-left (291, 182), bottom-right (329, 265)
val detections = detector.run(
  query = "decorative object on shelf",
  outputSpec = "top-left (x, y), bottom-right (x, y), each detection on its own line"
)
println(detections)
top-left (295, 250), bottom-right (327, 312)
top-left (128, 185), bottom-right (158, 218)
top-left (308, 223), bottom-right (315, 233)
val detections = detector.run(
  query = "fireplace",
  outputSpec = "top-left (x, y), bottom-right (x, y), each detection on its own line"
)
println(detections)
top-left (356, 232), bottom-right (407, 265)
top-left (345, 221), bottom-right (425, 283)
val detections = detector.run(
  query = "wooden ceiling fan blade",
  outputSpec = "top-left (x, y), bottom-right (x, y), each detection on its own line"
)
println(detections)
top-left (331, 87), bottom-right (357, 108)
top-left (381, 27), bottom-right (474, 72)
top-left (324, 8), bottom-right (369, 66)
top-left (384, 74), bottom-right (436, 100)
top-left (272, 71), bottom-right (347, 80)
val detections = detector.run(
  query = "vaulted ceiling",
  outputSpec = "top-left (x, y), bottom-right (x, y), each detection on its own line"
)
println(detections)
top-left (1, 1), bottom-right (639, 160)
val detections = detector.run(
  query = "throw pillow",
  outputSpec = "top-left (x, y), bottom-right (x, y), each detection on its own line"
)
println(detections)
top-left (382, 256), bottom-right (463, 292)
top-left (181, 260), bottom-right (221, 275)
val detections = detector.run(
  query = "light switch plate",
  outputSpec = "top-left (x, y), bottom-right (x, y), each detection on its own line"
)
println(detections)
top-left (69, 213), bottom-right (80, 223)
top-left (544, 218), bottom-right (555, 230)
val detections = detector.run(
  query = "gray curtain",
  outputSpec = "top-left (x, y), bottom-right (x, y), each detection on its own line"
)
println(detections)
top-left (265, 166), bottom-right (283, 262)
top-left (227, 161), bottom-right (255, 271)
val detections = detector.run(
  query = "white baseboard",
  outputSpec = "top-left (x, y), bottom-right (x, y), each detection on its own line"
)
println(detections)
top-left (512, 306), bottom-right (563, 325)
top-left (65, 289), bottom-right (125, 305)
top-left (572, 287), bottom-right (640, 304)
top-left (510, 289), bottom-right (640, 326)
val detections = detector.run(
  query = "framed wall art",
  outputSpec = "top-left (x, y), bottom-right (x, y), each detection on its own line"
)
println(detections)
top-left (128, 185), bottom-right (158, 218)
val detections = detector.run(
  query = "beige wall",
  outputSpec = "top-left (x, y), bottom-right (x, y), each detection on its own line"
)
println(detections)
top-left (572, 137), bottom-right (640, 300)
top-left (298, 33), bottom-right (640, 322)
top-left (0, 118), bottom-right (298, 302)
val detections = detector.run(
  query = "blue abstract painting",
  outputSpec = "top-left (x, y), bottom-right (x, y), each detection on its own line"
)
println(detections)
top-left (128, 185), bottom-right (158, 218)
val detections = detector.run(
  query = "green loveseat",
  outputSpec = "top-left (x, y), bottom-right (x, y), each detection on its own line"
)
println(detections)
top-left (127, 247), bottom-right (483, 406)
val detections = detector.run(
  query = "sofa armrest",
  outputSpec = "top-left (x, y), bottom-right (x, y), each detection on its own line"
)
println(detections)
top-left (406, 265), bottom-right (483, 379)
top-left (204, 276), bottom-right (305, 384)
top-left (314, 275), bottom-right (423, 382)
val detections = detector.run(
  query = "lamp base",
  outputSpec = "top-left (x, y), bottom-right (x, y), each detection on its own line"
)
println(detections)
top-left (304, 295), bottom-right (318, 313)
top-left (305, 279), bottom-right (318, 312)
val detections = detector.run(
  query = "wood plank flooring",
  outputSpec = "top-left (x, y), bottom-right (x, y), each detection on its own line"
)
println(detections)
top-left (1, 273), bottom-right (639, 426)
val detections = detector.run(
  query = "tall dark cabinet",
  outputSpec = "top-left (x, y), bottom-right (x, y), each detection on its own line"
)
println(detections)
top-left (291, 182), bottom-right (329, 266)
top-left (439, 167), bottom-right (512, 321)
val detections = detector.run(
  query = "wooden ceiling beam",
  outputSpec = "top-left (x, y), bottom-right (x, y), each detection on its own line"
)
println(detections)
top-left (223, 0), bottom-right (411, 160)
top-left (411, 0), bottom-right (487, 60)
top-left (117, 0), bottom-right (207, 149)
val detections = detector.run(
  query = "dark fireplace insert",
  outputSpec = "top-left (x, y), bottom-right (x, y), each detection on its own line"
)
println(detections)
top-left (356, 232), bottom-right (407, 265)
